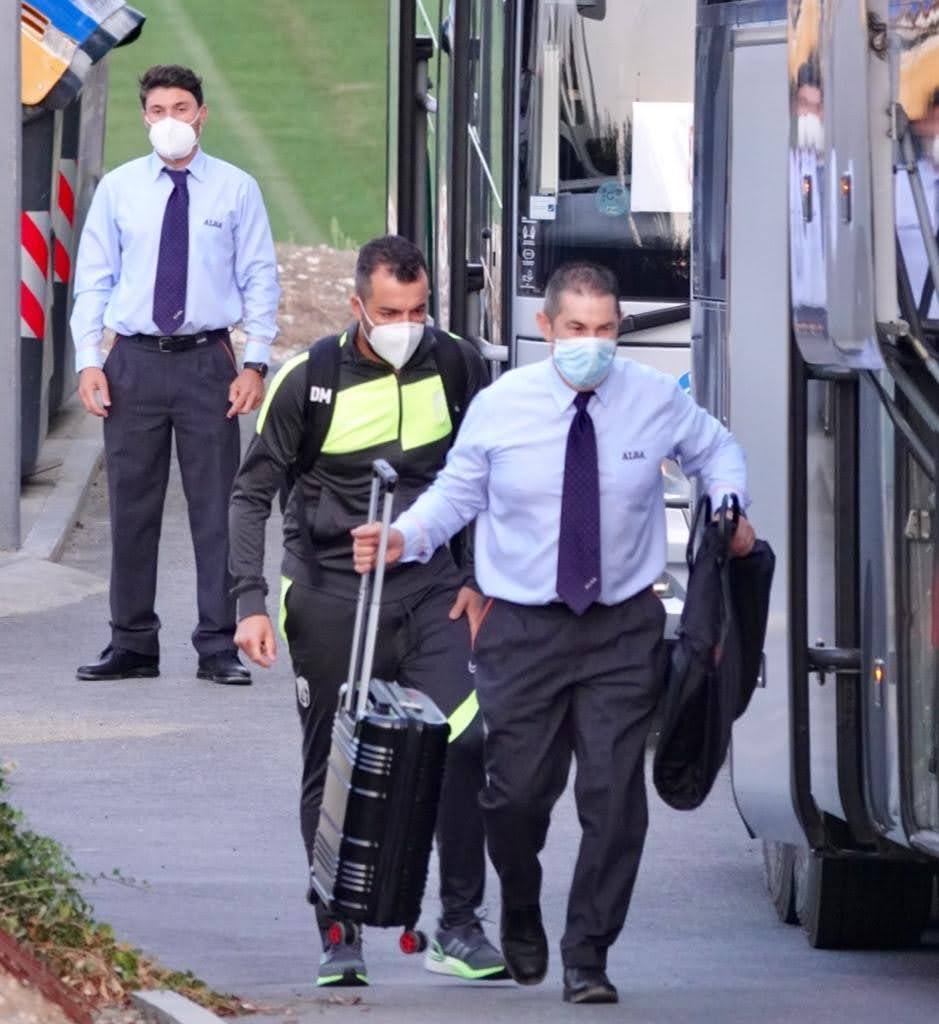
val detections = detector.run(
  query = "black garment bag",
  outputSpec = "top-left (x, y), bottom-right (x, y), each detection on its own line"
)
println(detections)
top-left (652, 496), bottom-right (775, 811)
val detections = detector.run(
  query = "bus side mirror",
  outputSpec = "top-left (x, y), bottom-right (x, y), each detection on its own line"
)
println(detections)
top-left (576, 0), bottom-right (606, 20)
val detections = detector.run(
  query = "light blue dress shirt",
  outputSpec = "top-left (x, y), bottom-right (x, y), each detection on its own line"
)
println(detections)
top-left (70, 148), bottom-right (280, 371)
top-left (395, 357), bottom-right (749, 606)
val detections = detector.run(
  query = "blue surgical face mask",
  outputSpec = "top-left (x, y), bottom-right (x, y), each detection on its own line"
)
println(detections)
top-left (552, 336), bottom-right (617, 390)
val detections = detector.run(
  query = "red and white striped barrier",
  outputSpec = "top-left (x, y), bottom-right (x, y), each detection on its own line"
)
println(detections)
top-left (20, 210), bottom-right (51, 341)
top-left (52, 157), bottom-right (76, 285)
top-left (50, 102), bottom-right (82, 414)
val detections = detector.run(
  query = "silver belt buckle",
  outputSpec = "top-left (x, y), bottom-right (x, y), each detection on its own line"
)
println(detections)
top-left (157, 335), bottom-right (175, 352)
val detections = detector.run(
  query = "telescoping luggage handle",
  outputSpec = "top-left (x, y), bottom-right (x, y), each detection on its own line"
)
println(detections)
top-left (345, 459), bottom-right (399, 719)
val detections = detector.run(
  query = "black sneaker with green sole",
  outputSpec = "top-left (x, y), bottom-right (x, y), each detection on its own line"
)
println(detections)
top-left (424, 919), bottom-right (509, 981)
top-left (317, 921), bottom-right (369, 987)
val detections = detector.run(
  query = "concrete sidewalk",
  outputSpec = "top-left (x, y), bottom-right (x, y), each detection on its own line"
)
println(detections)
top-left (0, 394), bottom-right (107, 618)
top-left (0, 409), bottom-right (316, 1000)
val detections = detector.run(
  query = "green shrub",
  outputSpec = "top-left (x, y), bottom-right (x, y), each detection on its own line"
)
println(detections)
top-left (0, 767), bottom-right (245, 1014)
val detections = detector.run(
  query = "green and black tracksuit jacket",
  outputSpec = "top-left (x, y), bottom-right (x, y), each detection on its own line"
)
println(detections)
top-left (228, 324), bottom-right (487, 619)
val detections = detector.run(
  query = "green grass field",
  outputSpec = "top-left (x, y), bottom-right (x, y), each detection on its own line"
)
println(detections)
top-left (105, 0), bottom-right (388, 247)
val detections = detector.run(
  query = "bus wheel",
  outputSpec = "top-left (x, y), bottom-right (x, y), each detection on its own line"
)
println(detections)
top-left (762, 840), bottom-right (798, 924)
top-left (794, 850), bottom-right (933, 949)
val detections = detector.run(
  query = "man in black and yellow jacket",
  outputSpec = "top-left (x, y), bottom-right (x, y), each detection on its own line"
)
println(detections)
top-left (228, 236), bottom-right (505, 987)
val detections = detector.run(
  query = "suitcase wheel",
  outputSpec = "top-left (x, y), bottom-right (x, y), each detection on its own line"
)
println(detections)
top-left (399, 929), bottom-right (427, 955)
top-left (327, 921), bottom-right (360, 946)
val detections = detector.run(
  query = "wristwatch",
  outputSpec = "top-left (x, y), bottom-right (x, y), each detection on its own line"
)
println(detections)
top-left (243, 361), bottom-right (268, 379)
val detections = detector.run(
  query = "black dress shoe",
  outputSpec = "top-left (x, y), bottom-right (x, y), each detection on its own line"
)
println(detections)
top-left (500, 905), bottom-right (548, 985)
top-left (76, 646), bottom-right (159, 681)
top-left (197, 650), bottom-right (252, 685)
top-left (562, 967), bottom-right (618, 1004)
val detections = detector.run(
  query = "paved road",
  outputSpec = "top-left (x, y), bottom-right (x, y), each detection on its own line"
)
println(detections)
top-left (1, 421), bottom-right (938, 1023)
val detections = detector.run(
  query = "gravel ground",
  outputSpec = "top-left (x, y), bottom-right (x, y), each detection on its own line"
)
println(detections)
top-left (0, 967), bottom-right (148, 1024)
top-left (0, 969), bottom-right (71, 1024)
top-left (231, 243), bottom-right (358, 364)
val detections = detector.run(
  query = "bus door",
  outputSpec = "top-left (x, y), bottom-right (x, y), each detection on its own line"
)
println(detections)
top-left (386, 1), bottom-right (441, 308)
top-left (431, 0), bottom-right (512, 356)
top-left (778, 0), bottom-right (939, 854)
top-left (726, 0), bottom-right (893, 855)
top-left (888, 0), bottom-right (939, 855)
top-left (704, 10), bottom-right (808, 848)
top-left (786, 0), bottom-right (881, 848)
top-left (689, 1), bottom-right (939, 944)
top-left (387, 0), bottom-right (516, 361)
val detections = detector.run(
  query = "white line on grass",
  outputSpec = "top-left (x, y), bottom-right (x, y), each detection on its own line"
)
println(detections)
top-left (161, 0), bottom-right (323, 244)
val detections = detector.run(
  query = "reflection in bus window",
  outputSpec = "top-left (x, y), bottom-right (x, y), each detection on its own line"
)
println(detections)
top-left (517, 0), bottom-right (694, 302)
top-left (896, 88), bottom-right (939, 321)
top-left (789, 55), bottom-right (828, 339)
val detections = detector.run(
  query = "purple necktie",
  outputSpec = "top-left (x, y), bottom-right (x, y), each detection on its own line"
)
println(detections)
top-left (152, 169), bottom-right (189, 334)
top-left (556, 390), bottom-right (601, 615)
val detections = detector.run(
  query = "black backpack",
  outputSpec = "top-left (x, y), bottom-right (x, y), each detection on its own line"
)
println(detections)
top-left (276, 327), bottom-right (478, 574)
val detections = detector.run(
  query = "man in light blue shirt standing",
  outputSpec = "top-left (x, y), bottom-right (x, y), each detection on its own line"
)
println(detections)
top-left (353, 263), bottom-right (756, 1004)
top-left (71, 64), bottom-right (279, 685)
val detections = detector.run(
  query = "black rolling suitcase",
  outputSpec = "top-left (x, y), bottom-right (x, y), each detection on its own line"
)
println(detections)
top-left (310, 459), bottom-right (450, 954)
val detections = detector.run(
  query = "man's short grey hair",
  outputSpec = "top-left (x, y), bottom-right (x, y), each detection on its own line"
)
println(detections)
top-left (543, 262), bottom-right (619, 321)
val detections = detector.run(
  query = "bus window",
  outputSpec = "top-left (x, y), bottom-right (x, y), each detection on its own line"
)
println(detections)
top-left (517, 0), bottom-right (694, 302)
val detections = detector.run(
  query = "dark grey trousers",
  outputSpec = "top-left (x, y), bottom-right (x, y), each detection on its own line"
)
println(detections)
top-left (473, 588), bottom-right (667, 970)
top-left (282, 572), bottom-right (487, 929)
top-left (102, 337), bottom-right (240, 658)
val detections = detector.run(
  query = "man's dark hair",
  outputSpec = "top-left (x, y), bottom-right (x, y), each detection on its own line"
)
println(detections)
top-left (139, 65), bottom-right (204, 108)
top-left (795, 60), bottom-right (821, 92)
top-left (355, 235), bottom-right (428, 299)
top-left (544, 262), bottom-right (619, 321)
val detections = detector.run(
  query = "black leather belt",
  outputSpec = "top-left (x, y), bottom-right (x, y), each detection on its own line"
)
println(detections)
top-left (126, 328), bottom-right (230, 353)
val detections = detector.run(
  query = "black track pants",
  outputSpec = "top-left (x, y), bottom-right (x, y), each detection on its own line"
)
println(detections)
top-left (282, 572), bottom-right (486, 929)
top-left (473, 588), bottom-right (667, 970)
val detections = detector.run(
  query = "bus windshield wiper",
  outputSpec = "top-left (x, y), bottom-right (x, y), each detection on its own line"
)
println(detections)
top-left (619, 304), bottom-right (691, 336)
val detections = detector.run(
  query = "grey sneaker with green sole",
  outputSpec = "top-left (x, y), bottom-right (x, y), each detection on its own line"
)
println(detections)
top-left (317, 921), bottom-right (369, 987)
top-left (424, 919), bottom-right (509, 981)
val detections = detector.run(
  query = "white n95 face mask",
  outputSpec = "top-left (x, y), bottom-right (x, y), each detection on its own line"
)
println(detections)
top-left (796, 112), bottom-right (824, 153)
top-left (359, 304), bottom-right (425, 369)
top-left (552, 336), bottom-right (617, 390)
top-left (147, 113), bottom-right (200, 161)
